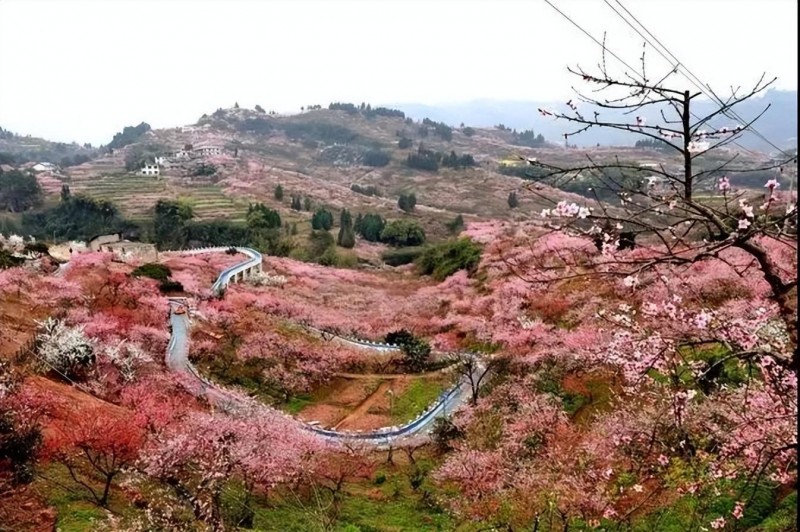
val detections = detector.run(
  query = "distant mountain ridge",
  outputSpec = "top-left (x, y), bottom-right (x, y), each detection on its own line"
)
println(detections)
top-left (390, 89), bottom-right (797, 153)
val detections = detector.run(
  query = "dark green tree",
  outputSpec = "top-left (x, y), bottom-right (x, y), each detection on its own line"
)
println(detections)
top-left (303, 197), bottom-right (312, 211)
top-left (0, 170), bottom-right (42, 212)
top-left (290, 195), bottom-right (302, 211)
top-left (311, 208), bottom-right (334, 230)
top-left (380, 220), bottom-right (426, 247)
top-left (337, 209), bottom-right (355, 248)
top-left (416, 238), bottom-right (482, 281)
top-left (362, 149), bottom-right (391, 167)
top-left (246, 203), bottom-right (282, 230)
top-left (385, 329), bottom-right (431, 372)
top-left (154, 199), bottom-right (194, 249)
top-left (274, 184), bottom-right (284, 201)
top-left (446, 214), bottom-right (465, 234)
top-left (355, 213), bottom-right (385, 242)
top-left (507, 191), bottom-right (519, 209)
top-left (60, 184), bottom-right (71, 203)
top-left (398, 193), bottom-right (417, 213)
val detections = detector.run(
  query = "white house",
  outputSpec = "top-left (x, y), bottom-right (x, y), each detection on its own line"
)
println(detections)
top-left (193, 146), bottom-right (223, 157)
top-left (140, 163), bottom-right (160, 176)
top-left (154, 156), bottom-right (166, 165)
top-left (32, 162), bottom-right (57, 172)
top-left (171, 149), bottom-right (191, 159)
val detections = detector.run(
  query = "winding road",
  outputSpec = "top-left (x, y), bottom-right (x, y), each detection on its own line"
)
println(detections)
top-left (165, 247), bottom-right (483, 445)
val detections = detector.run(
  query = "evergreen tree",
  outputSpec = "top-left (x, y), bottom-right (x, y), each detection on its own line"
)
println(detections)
top-left (398, 193), bottom-right (417, 213)
top-left (311, 208), bottom-right (334, 231)
top-left (446, 214), bottom-right (465, 234)
top-left (507, 191), bottom-right (519, 209)
top-left (60, 184), bottom-right (71, 203)
top-left (356, 213), bottom-right (386, 242)
top-left (303, 197), bottom-right (312, 211)
top-left (290, 195), bottom-right (302, 211)
top-left (337, 209), bottom-right (356, 248)
top-left (274, 184), bottom-right (284, 201)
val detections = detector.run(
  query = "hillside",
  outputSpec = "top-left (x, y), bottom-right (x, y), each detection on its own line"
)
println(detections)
top-left (16, 104), bottom-right (775, 246)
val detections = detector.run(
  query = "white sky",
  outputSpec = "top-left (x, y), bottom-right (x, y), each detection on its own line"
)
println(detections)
top-left (0, 0), bottom-right (796, 145)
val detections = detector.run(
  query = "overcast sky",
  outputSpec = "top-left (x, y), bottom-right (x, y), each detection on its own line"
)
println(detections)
top-left (0, 0), bottom-right (796, 145)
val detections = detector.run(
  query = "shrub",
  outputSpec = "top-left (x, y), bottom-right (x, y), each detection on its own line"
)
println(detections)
top-left (351, 183), bottom-right (381, 197)
top-left (131, 263), bottom-right (172, 282)
top-left (381, 220), bottom-right (425, 247)
top-left (431, 417), bottom-right (464, 453)
top-left (416, 238), bottom-right (482, 281)
top-left (158, 280), bottom-right (184, 293)
top-left (362, 149), bottom-right (391, 167)
top-left (398, 193), bottom-right (417, 213)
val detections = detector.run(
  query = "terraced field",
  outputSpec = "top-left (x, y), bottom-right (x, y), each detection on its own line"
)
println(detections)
top-left (174, 185), bottom-right (249, 223)
top-left (61, 155), bottom-right (248, 224)
top-left (68, 173), bottom-right (171, 223)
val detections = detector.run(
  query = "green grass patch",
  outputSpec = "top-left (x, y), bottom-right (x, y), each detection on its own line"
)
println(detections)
top-left (35, 462), bottom-right (133, 531)
top-left (390, 377), bottom-right (450, 424)
top-left (632, 479), bottom-right (780, 532)
top-left (284, 394), bottom-right (313, 415)
top-left (253, 458), bottom-right (465, 532)
top-left (752, 491), bottom-right (798, 531)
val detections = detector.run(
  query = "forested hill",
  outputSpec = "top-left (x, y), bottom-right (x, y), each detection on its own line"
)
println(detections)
top-left (392, 89), bottom-right (798, 152)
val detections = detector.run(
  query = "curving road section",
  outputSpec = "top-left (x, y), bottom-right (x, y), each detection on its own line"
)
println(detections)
top-left (166, 247), bottom-right (483, 445)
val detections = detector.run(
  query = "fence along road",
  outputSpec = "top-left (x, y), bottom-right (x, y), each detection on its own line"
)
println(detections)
top-left (166, 247), bottom-right (483, 445)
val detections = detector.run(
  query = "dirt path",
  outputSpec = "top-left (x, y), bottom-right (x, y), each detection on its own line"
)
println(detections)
top-left (333, 377), bottom-right (410, 430)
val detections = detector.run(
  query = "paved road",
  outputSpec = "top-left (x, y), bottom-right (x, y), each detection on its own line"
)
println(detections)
top-left (164, 248), bottom-right (484, 445)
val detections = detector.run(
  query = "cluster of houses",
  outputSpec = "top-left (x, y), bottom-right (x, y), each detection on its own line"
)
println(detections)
top-left (139, 145), bottom-right (225, 177)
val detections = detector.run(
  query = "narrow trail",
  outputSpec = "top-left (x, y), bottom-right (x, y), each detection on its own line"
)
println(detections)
top-left (333, 380), bottom-right (399, 430)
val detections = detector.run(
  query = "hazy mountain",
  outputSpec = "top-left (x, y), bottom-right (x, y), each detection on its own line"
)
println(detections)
top-left (391, 89), bottom-right (797, 153)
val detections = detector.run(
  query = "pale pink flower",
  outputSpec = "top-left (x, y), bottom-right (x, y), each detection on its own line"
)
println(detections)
top-left (738, 219), bottom-right (751, 230)
top-left (765, 179), bottom-right (780, 190)
top-left (694, 310), bottom-right (713, 329)
top-left (632, 484), bottom-right (644, 493)
top-left (603, 507), bottom-right (618, 519)
top-left (622, 275), bottom-right (639, 289)
top-left (718, 176), bottom-right (731, 192)
top-left (710, 516), bottom-right (726, 529)
top-left (732, 501), bottom-right (744, 520)
top-left (658, 454), bottom-right (669, 466)
top-left (739, 199), bottom-right (754, 218)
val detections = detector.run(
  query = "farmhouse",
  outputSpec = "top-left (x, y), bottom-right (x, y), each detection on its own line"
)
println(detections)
top-left (140, 162), bottom-right (160, 176)
top-left (88, 233), bottom-right (157, 262)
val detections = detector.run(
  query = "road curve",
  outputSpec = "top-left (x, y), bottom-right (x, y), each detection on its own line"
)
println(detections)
top-left (165, 247), bottom-right (483, 445)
